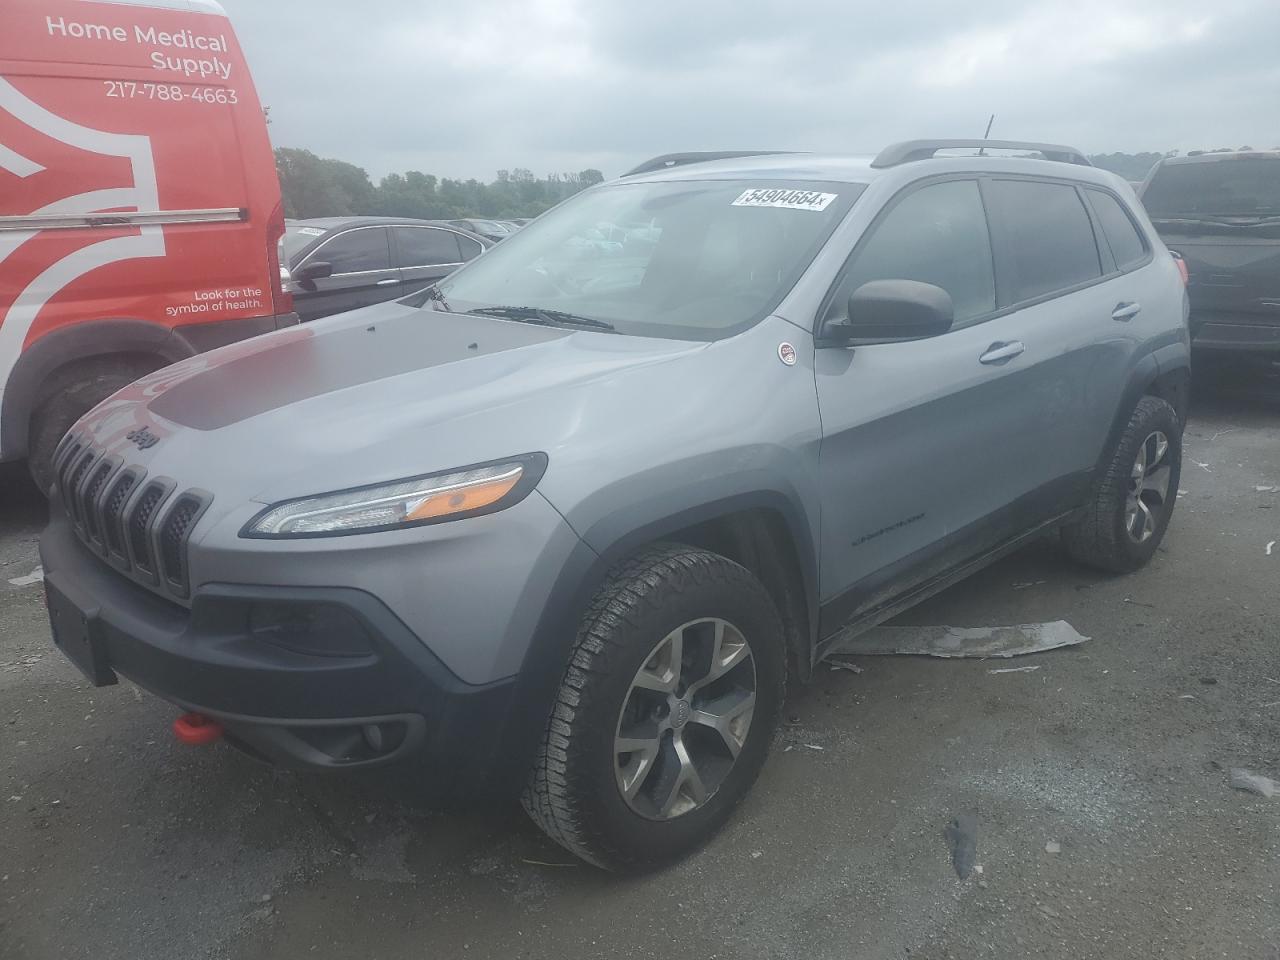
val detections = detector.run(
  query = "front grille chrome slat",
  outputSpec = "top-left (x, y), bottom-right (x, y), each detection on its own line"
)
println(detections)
top-left (56, 439), bottom-right (209, 602)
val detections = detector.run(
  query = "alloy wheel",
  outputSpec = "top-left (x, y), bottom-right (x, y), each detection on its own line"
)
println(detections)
top-left (1126, 430), bottom-right (1172, 543)
top-left (614, 618), bottom-right (757, 820)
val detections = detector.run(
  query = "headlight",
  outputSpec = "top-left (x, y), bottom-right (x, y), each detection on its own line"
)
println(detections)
top-left (242, 454), bottom-right (546, 538)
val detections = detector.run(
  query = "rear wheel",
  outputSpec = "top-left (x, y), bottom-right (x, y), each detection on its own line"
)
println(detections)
top-left (522, 543), bottom-right (785, 871)
top-left (1062, 395), bottom-right (1182, 573)
top-left (27, 359), bottom-right (159, 494)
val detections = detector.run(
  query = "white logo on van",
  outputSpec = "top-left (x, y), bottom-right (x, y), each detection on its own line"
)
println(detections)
top-left (0, 76), bottom-right (164, 445)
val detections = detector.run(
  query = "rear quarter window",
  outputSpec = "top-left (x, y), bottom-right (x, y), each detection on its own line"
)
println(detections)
top-left (987, 180), bottom-right (1102, 303)
top-left (1087, 190), bottom-right (1148, 271)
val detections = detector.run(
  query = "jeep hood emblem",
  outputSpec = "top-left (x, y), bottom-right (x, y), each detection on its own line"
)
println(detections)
top-left (126, 426), bottom-right (160, 450)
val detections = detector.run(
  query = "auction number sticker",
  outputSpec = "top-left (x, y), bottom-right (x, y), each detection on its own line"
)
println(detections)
top-left (731, 188), bottom-right (837, 211)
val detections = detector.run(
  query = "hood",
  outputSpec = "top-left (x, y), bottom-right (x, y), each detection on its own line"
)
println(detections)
top-left (76, 300), bottom-right (707, 510)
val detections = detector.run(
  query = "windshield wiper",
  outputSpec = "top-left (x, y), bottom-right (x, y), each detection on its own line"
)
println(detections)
top-left (466, 305), bottom-right (616, 331)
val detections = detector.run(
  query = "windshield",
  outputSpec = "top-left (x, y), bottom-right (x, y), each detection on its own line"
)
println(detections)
top-left (281, 224), bottom-right (329, 263)
top-left (435, 179), bottom-right (861, 340)
top-left (1144, 157), bottom-right (1280, 220)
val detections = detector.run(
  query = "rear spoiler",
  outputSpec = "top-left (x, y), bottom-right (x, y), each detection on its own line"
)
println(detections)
top-left (0, 207), bottom-right (247, 232)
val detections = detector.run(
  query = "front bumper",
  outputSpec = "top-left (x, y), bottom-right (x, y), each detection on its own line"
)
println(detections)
top-left (40, 513), bottom-right (516, 780)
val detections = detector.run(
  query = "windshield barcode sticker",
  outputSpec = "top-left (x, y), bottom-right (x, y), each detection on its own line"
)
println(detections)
top-left (732, 188), bottom-right (836, 211)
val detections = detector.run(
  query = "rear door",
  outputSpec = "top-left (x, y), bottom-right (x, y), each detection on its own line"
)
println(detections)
top-left (292, 226), bottom-right (396, 321)
top-left (814, 177), bottom-right (1068, 632)
top-left (982, 178), bottom-right (1143, 485)
top-left (392, 225), bottom-right (466, 296)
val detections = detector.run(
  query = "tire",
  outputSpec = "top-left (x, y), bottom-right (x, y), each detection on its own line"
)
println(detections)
top-left (27, 360), bottom-right (157, 495)
top-left (521, 543), bottom-right (786, 872)
top-left (1062, 395), bottom-right (1183, 573)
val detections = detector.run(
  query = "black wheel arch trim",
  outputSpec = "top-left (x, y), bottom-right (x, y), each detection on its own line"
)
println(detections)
top-left (488, 488), bottom-right (819, 797)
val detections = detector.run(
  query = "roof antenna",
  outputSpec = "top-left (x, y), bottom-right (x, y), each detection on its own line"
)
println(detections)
top-left (977, 114), bottom-right (995, 156)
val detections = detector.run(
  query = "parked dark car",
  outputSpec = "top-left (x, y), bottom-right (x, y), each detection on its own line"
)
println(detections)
top-left (281, 218), bottom-right (491, 322)
top-left (446, 218), bottom-right (517, 243)
top-left (1140, 151), bottom-right (1280, 358)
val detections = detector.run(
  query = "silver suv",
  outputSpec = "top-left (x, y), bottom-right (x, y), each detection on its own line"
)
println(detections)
top-left (41, 140), bottom-right (1190, 871)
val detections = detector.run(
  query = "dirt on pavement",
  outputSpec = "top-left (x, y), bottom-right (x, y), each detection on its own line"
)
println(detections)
top-left (2, 368), bottom-right (1278, 960)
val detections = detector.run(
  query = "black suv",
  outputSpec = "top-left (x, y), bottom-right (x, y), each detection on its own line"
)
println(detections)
top-left (280, 218), bottom-right (491, 322)
top-left (1140, 151), bottom-right (1280, 357)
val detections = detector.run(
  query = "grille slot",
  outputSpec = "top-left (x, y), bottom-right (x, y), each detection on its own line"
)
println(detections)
top-left (64, 450), bottom-right (97, 526)
top-left (81, 458), bottom-right (119, 548)
top-left (102, 469), bottom-right (142, 559)
top-left (158, 493), bottom-right (208, 595)
top-left (127, 482), bottom-right (169, 577)
top-left (54, 437), bottom-right (83, 504)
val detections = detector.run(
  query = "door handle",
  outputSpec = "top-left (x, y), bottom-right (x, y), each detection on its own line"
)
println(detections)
top-left (979, 340), bottom-right (1025, 365)
top-left (1111, 301), bottom-right (1141, 321)
top-left (376, 277), bottom-right (399, 287)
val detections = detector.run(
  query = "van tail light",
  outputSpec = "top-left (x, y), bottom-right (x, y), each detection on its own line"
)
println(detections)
top-left (1170, 250), bottom-right (1189, 286)
top-left (265, 200), bottom-right (294, 317)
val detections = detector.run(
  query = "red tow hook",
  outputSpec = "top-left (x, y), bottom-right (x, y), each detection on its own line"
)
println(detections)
top-left (173, 712), bottom-right (224, 746)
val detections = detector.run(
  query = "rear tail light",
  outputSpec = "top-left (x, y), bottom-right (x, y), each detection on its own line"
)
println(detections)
top-left (265, 200), bottom-right (294, 316)
top-left (1170, 251), bottom-right (1189, 286)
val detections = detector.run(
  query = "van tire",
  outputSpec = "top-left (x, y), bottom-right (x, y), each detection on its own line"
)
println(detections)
top-left (521, 543), bottom-right (786, 872)
top-left (1062, 395), bottom-right (1182, 573)
top-left (27, 359), bottom-right (158, 495)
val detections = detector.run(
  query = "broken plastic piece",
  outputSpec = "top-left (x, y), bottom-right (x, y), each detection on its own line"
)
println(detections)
top-left (944, 814), bottom-right (978, 879)
top-left (989, 665), bottom-right (1041, 675)
top-left (831, 621), bottom-right (1089, 659)
top-left (826, 658), bottom-right (863, 674)
top-left (1045, 841), bottom-right (1061, 854)
top-left (6, 566), bottom-right (43, 587)
top-left (1229, 768), bottom-right (1278, 799)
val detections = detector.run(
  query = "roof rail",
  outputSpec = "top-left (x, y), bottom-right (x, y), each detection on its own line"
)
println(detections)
top-left (622, 151), bottom-right (792, 178)
top-left (871, 139), bottom-right (1092, 169)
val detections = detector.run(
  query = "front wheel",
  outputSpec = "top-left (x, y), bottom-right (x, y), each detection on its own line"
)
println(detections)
top-left (521, 543), bottom-right (786, 871)
top-left (1062, 395), bottom-right (1183, 573)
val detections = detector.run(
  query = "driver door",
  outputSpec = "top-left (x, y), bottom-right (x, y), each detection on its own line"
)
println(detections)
top-left (814, 178), bottom-right (1065, 633)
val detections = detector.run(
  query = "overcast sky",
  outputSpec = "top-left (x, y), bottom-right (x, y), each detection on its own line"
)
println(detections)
top-left (221, 0), bottom-right (1279, 182)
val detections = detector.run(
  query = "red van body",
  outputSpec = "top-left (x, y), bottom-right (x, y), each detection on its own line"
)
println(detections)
top-left (0, 0), bottom-right (295, 488)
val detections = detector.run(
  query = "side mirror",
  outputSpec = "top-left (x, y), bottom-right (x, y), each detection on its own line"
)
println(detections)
top-left (820, 279), bottom-right (954, 343)
top-left (294, 261), bottom-right (333, 282)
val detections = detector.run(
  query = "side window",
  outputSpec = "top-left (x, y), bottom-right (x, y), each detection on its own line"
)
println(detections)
top-left (456, 235), bottom-right (484, 261)
top-left (311, 228), bottom-right (391, 274)
top-left (987, 180), bottom-right (1102, 302)
top-left (833, 180), bottom-right (996, 327)
top-left (1087, 190), bottom-right (1148, 271)
top-left (394, 227), bottom-right (462, 267)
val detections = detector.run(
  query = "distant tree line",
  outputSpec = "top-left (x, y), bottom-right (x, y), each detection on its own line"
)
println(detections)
top-left (275, 147), bottom-right (605, 220)
top-left (276, 146), bottom-right (1280, 220)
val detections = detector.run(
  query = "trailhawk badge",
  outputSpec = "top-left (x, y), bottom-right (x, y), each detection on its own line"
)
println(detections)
top-left (778, 342), bottom-right (797, 366)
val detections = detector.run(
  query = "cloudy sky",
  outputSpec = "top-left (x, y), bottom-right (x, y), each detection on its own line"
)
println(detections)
top-left (221, 0), bottom-right (1279, 182)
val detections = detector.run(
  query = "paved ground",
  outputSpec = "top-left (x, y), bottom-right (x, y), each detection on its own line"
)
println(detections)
top-left (2, 368), bottom-right (1278, 960)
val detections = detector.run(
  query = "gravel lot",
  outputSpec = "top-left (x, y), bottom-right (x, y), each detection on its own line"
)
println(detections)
top-left (2, 367), bottom-right (1278, 960)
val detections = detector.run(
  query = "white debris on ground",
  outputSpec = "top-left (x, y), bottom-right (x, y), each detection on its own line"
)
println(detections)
top-left (831, 620), bottom-right (1090, 659)
top-left (6, 566), bottom-right (43, 587)
top-left (1229, 769), bottom-right (1279, 799)
top-left (989, 665), bottom-right (1041, 675)
top-left (1045, 841), bottom-right (1062, 854)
